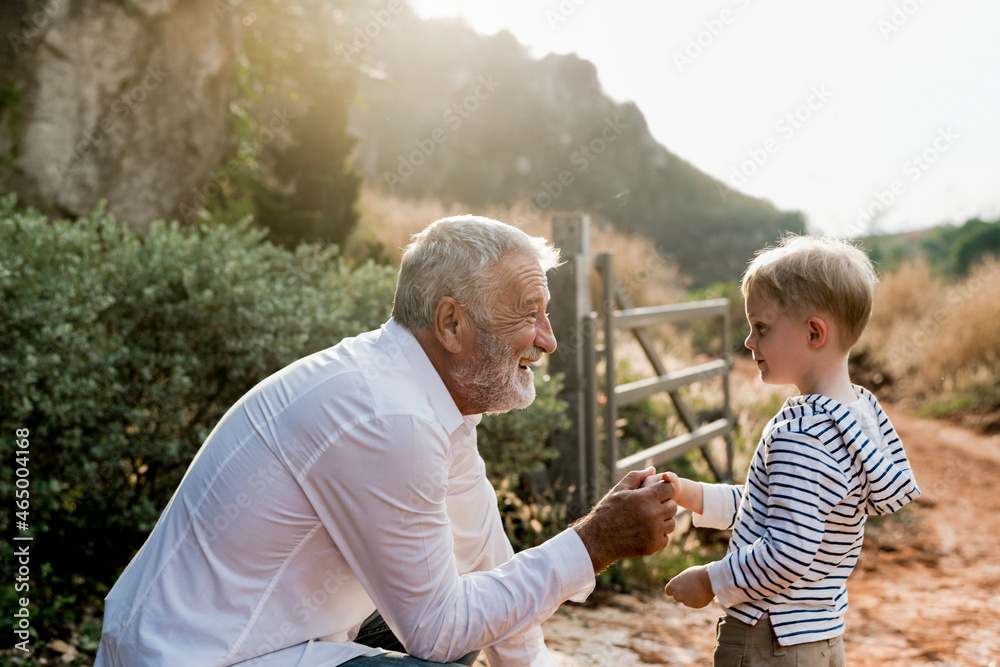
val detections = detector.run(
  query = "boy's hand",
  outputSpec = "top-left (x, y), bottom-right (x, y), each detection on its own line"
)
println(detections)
top-left (641, 471), bottom-right (703, 514)
top-left (665, 565), bottom-right (714, 608)
top-left (640, 470), bottom-right (677, 488)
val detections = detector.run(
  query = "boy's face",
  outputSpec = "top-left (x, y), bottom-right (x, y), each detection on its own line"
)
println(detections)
top-left (744, 292), bottom-right (813, 390)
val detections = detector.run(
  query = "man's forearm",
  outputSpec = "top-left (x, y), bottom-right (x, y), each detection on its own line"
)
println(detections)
top-left (572, 507), bottom-right (620, 574)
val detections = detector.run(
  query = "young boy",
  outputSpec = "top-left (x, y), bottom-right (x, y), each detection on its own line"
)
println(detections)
top-left (652, 235), bottom-right (920, 665)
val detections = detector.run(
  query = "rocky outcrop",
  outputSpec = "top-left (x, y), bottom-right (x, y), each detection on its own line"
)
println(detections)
top-left (0, 0), bottom-right (239, 229)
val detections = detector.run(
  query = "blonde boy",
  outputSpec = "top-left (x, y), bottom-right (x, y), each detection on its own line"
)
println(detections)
top-left (655, 236), bottom-right (920, 665)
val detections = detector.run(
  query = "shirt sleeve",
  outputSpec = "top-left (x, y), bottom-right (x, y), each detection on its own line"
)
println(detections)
top-left (444, 431), bottom-right (585, 666)
top-left (691, 482), bottom-right (743, 530)
top-left (706, 432), bottom-right (850, 608)
top-left (299, 414), bottom-right (594, 666)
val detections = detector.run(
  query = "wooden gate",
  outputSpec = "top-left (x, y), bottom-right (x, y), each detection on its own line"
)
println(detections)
top-left (547, 214), bottom-right (736, 517)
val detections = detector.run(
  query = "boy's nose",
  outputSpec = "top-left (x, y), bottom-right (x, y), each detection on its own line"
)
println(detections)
top-left (744, 332), bottom-right (755, 350)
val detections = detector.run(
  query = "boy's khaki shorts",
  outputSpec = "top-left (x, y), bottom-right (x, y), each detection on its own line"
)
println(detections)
top-left (713, 615), bottom-right (845, 667)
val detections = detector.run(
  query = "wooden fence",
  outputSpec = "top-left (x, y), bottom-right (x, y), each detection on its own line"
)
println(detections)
top-left (547, 214), bottom-right (736, 517)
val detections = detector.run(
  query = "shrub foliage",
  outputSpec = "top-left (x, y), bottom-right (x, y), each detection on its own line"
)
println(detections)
top-left (0, 196), bottom-right (399, 636)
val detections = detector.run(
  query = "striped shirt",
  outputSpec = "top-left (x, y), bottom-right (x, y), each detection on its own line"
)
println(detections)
top-left (696, 385), bottom-right (920, 646)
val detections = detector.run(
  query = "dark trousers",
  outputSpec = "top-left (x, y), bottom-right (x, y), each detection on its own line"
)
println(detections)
top-left (348, 611), bottom-right (481, 666)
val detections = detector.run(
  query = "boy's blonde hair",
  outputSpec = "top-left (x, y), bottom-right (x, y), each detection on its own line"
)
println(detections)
top-left (741, 235), bottom-right (878, 350)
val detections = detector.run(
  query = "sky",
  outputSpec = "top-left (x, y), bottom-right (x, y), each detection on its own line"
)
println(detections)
top-left (408, 0), bottom-right (1000, 237)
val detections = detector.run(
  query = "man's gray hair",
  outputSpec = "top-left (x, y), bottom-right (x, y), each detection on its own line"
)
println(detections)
top-left (392, 215), bottom-right (562, 332)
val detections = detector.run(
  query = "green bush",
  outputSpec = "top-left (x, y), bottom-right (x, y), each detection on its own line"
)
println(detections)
top-left (951, 220), bottom-right (1000, 275)
top-left (0, 196), bottom-right (397, 640)
top-left (478, 372), bottom-right (571, 552)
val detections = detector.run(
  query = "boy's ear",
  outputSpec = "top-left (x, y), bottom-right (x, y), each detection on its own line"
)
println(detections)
top-left (433, 297), bottom-right (466, 354)
top-left (806, 316), bottom-right (828, 348)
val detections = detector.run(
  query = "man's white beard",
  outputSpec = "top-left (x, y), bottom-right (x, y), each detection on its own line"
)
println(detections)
top-left (453, 326), bottom-right (537, 414)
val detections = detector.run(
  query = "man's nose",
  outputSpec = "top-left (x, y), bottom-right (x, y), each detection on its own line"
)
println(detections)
top-left (536, 312), bottom-right (557, 354)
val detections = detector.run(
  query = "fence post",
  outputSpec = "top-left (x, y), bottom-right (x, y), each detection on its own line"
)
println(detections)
top-left (595, 252), bottom-right (617, 489)
top-left (548, 214), bottom-right (592, 519)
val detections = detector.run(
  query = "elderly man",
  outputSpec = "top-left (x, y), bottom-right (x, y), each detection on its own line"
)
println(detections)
top-left (95, 216), bottom-right (677, 667)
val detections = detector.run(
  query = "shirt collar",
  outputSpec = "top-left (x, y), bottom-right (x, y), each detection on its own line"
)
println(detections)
top-left (383, 319), bottom-right (482, 435)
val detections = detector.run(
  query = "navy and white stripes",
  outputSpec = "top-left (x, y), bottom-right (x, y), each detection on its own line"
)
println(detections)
top-left (700, 386), bottom-right (920, 646)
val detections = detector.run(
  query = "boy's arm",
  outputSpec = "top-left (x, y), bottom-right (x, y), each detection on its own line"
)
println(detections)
top-left (648, 474), bottom-right (739, 609)
top-left (644, 471), bottom-right (744, 530)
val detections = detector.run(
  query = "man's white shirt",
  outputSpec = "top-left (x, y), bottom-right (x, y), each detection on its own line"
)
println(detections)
top-left (95, 320), bottom-right (595, 667)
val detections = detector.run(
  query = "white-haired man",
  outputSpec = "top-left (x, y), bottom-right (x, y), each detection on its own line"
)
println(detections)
top-left (95, 216), bottom-right (678, 667)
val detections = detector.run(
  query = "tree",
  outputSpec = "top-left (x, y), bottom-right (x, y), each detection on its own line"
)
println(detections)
top-left (951, 219), bottom-right (1000, 275)
top-left (202, 0), bottom-right (364, 248)
top-left (252, 52), bottom-right (362, 248)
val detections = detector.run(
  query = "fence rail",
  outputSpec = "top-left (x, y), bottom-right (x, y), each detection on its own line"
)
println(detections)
top-left (615, 359), bottom-right (729, 406)
top-left (614, 418), bottom-right (731, 476)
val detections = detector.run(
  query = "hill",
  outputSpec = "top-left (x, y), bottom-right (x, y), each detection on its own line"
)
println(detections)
top-left (348, 12), bottom-right (805, 286)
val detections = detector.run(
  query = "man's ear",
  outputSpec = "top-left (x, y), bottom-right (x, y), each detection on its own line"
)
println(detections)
top-left (433, 297), bottom-right (465, 353)
top-left (806, 316), bottom-right (828, 348)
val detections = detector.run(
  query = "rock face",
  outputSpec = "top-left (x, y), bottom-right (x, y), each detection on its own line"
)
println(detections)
top-left (0, 0), bottom-right (239, 229)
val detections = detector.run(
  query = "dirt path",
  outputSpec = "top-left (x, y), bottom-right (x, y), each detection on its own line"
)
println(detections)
top-left (538, 407), bottom-right (1000, 666)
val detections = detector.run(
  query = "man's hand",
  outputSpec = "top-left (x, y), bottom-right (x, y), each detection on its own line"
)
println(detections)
top-left (665, 565), bottom-right (714, 608)
top-left (572, 467), bottom-right (677, 574)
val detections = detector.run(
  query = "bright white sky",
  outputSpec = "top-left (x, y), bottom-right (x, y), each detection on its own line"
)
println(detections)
top-left (408, 0), bottom-right (1000, 237)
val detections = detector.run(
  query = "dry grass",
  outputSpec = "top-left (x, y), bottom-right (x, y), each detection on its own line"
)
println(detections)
top-left (858, 260), bottom-right (943, 383)
top-left (349, 188), bottom-right (686, 308)
top-left (915, 258), bottom-right (1000, 390)
top-left (869, 260), bottom-right (939, 331)
top-left (858, 257), bottom-right (1000, 405)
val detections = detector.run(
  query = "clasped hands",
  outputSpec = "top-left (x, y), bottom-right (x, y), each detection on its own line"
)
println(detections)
top-left (571, 466), bottom-right (678, 574)
top-left (572, 467), bottom-right (716, 608)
